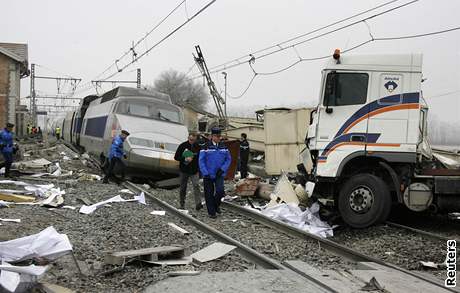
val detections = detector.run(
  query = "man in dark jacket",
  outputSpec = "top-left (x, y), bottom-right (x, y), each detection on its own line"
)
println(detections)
top-left (0, 123), bottom-right (15, 177)
top-left (199, 128), bottom-right (231, 218)
top-left (239, 133), bottom-right (250, 179)
top-left (174, 133), bottom-right (203, 210)
top-left (103, 130), bottom-right (129, 184)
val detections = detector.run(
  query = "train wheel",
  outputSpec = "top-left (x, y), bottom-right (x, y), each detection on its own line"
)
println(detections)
top-left (338, 173), bottom-right (391, 228)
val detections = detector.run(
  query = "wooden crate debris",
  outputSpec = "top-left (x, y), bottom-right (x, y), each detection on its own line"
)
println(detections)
top-left (0, 193), bottom-right (35, 203)
top-left (235, 178), bottom-right (261, 196)
top-left (104, 245), bottom-right (190, 265)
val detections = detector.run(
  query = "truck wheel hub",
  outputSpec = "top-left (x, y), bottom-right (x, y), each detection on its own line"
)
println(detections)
top-left (349, 186), bottom-right (373, 213)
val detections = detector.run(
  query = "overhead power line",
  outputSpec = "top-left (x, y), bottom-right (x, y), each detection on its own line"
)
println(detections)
top-left (192, 0), bottom-right (419, 79)
top-left (73, 0), bottom-right (217, 96)
top-left (206, 0), bottom-right (402, 73)
top-left (225, 26), bottom-right (460, 99)
top-left (101, 0), bottom-right (218, 82)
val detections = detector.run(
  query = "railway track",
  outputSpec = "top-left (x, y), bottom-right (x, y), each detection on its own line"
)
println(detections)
top-left (124, 181), bottom-right (338, 293)
top-left (125, 181), bottom-right (457, 293)
top-left (221, 200), bottom-right (459, 293)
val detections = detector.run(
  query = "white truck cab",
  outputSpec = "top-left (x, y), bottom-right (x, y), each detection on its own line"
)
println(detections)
top-left (307, 51), bottom-right (460, 228)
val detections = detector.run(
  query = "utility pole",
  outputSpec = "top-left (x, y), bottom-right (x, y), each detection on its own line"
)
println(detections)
top-left (30, 65), bottom-right (81, 125)
top-left (222, 72), bottom-right (227, 119)
top-left (193, 45), bottom-right (227, 128)
top-left (92, 68), bottom-right (141, 89)
top-left (137, 68), bottom-right (141, 88)
top-left (30, 63), bottom-right (36, 125)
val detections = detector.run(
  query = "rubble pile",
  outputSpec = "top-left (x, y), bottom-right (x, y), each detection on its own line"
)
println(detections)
top-left (0, 141), bottom-right (251, 292)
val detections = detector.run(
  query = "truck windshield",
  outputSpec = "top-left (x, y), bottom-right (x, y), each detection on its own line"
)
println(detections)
top-left (116, 101), bottom-right (182, 123)
top-left (324, 73), bottom-right (368, 106)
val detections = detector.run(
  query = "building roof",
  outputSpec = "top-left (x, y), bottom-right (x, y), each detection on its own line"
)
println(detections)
top-left (0, 43), bottom-right (29, 77)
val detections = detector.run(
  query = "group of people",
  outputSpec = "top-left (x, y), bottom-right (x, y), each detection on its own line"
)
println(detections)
top-left (26, 124), bottom-right (42, 136)
top-left (102, 127), bottom-right (250, 218)
top-left (175, 128), bottom-right (250, 218)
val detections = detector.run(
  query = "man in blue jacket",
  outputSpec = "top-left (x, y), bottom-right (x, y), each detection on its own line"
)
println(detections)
top-left (103, 130), bottom-right (130, 184)
top-left (199, 127), bottom-right (231, 218)
top-left (0, 123), bottom-right (15, 178)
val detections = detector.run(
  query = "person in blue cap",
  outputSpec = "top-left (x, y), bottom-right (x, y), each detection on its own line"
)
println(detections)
top-left (103, 130), bottom-right (130, 184)
top-left (199, 127), bottom-right (231, 218)
top-left (0, 123), bottom-right (15, 178)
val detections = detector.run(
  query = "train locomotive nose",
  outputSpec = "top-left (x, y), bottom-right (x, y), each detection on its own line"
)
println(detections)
top-left (125, 137), bottom-right (180, 175)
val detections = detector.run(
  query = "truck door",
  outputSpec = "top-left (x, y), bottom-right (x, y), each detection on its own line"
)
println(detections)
top-left (316, 71), bottom-right (370, 170)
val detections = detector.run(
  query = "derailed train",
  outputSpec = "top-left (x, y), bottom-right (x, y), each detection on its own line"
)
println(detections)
top-left (54, 87), bottom-right (188, 179)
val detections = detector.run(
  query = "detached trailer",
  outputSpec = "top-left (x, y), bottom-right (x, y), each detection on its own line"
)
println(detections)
top-left (305, 51), bottom-right (460, 228)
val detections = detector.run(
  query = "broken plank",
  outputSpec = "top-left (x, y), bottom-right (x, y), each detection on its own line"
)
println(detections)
top-left (168, 223), bottom-right (190, 235)
top-left (0, 193), bottom-right (35, 203)
top-left (76, 196), bottom-right (92, 205)
top-left (191, 242), bottom-right (236, 264)
top-left (143, 256), bottom-right (192, 266)
top-left (167, 270), bottom-right (201, 277)
top-left (105, 245), bottom-right (189, 265)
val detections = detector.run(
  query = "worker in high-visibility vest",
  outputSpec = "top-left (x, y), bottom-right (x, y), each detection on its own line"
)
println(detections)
top-left (55, 127), bottom-right (61, 140)
top-left (26, 124), bottom-right (32, 135)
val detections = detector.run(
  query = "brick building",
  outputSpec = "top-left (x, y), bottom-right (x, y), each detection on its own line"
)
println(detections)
top-left (0, 43), bottom-right (29, 136)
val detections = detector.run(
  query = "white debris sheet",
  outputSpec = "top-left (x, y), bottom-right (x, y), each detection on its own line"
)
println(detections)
top-left (250, 202), bottom-right (334, 238)
top-left (0, 226), bottom-right (72, 292)
top-left (79, 192), bottom-right (146, 215)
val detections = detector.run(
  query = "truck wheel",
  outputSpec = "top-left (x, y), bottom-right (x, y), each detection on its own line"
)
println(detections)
top-left (338, 174), bottom-right (391, 228)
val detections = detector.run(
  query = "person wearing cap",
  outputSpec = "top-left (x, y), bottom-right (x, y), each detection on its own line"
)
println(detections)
top-left (199, 127), bottom-right (231, 218)
top-left (174, 133), bottom-right (203, 211)
top-left (0, 123), bottom-right (15, 177)
top-left (103, 130), bottom-right (130, 184)
top-left (239, 133), bottom-right (250, 179)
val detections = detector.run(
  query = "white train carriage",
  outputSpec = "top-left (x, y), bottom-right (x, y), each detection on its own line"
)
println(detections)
top-left (63, 87), bottom-right (188, 178)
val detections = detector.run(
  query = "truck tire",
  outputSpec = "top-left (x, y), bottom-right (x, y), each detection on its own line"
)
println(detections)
top-left (338, 174), bottom-right (391, 228)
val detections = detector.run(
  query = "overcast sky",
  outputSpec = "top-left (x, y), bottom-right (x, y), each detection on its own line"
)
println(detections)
top-left (1, 0), bottom-right (459, 123)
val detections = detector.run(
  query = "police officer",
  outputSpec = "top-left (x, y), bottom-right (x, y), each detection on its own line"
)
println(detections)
top-left (199, 128), bottom-right (231, 218)
top-left (103, 130), bottom-right (130, 184)
top-left (239, 133), bottom-right (250, 179)
top-left (0, 123), bottom-right (15, 178)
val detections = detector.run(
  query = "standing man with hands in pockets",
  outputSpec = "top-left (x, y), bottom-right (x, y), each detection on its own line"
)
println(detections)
top-left (175, 133), bottom-right (203, 211)
top-left (199, 128), bottom-right (231, 218)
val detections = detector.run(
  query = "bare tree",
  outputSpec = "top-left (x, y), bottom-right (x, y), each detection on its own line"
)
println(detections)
top-left (150, 70), bottom-right (209, 111)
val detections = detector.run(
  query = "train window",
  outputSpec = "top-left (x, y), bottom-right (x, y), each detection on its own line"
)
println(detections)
top-left (127, 103), bottom-right (150, 117)
top-left (157, 108), bottom-right (180, 123)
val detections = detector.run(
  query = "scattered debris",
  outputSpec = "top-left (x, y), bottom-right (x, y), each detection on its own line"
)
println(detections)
top-left (150, 210), bottom-right (166, 216)
top-left (0, 226), bottom-right (72, 292)
top-left (448, 212), bottom-right (460, 220)
top-left (79, 193), bottom-right (146, 215)
top-left (0, 193), bottom-right (35, 203)
top-left (420, 261), bottom-right (439, 269)
top-left (235, 177), bottom-right (261, 196)
top-left (167, 270), bottom-right (201, 277)
top-left (37, 282), bottom-right (76, 293)
top-left (361, 276), bottom-right (385, 291)
top-left (257, 202), bottom-right (334, 238)
top-left (168, 223), bottom-right (190, 235)
top-left (191, 242), bottom-right (236, 264)
top-left (0, 218), bottom-right (21, 223)
top-left (104, 246), bottom-right (190, 265)
top-left (267, 172), bottom-right (299, 206)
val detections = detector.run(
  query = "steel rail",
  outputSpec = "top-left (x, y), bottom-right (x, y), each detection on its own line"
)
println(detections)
top-left (123, 181), bottom-right (338, 293)
top-left (385, 221), bottom-right (460, 242)
top-left (222, 201), bottom-right (459, 293)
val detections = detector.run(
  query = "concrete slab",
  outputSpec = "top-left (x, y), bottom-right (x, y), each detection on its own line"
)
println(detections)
top-left (284, 260), bottom-right (365, 293)
top-left (191, 242), bottom-right (236, 263)
top-left (350, 269), bottom-right (451, 293)
top-left (144, 269), bottom-right (331, 293)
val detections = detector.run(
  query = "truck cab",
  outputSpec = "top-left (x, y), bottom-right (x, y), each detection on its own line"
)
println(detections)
top-left (307, 51), bottom-right (460, 228)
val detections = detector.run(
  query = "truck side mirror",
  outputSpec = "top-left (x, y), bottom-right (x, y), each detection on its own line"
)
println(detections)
top-left (324, 72), bottom-right (337, 114)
